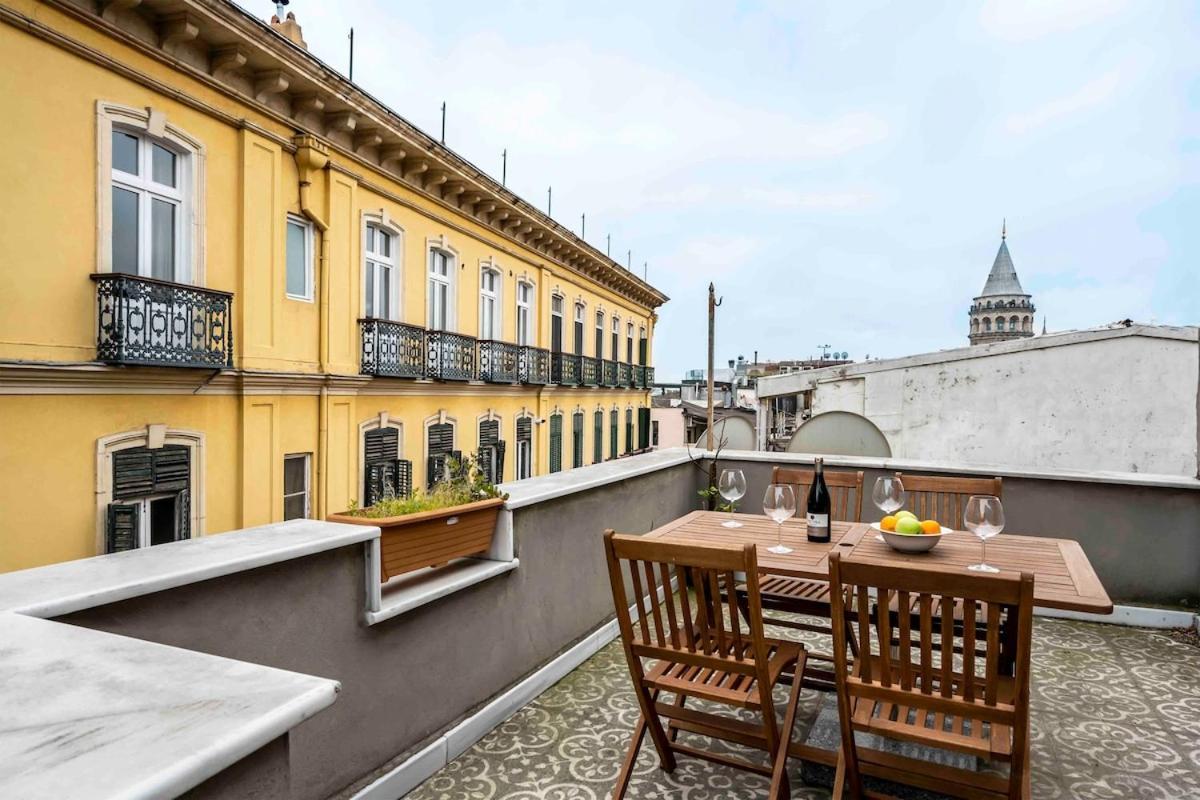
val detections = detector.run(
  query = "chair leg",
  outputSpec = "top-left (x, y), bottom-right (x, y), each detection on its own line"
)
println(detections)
top-left (832, 748), bottom-right (847, 800)
top-left (611, 711), bottom-right (646, 800)
top-left (667, 692), bottom-right (687, 743)
top-left (769, 658), bottom-right (805, 799)
top-left (613, 688), bottom-right (672, 799)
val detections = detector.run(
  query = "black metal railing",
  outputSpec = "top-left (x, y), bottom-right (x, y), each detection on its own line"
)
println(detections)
top-left (91, 273), bottom-right (233, 369)
top-left (618, 362), bottom-right (632, 387)
top-left (427, 330), bottom-right (477, 381)
top-left (581, 356), bottom-right (599, 386)
top-left (360, 318), bottom-right (427, 378)
top-left (601, 359), bottom-right (619, 388)
top-left (644, 366), bottom-right (655, 387)
top-left (633, 365), bottom-right (647, 389)
top-left (552, 353), bottom-right (581, 386)
top-left (478, 340), bottom-right (520, 383)
top-left (519, 345), bottom-right (551, 384)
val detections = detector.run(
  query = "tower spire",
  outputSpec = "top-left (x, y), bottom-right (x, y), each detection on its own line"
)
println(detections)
top-left (1002, 218), bottom-right (1006, 240)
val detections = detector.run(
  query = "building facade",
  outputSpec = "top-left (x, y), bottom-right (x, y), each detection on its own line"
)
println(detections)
top-left (0, 0), bottom-right (665, 571)
top-left (968, 222), bottom-right (1036, 344)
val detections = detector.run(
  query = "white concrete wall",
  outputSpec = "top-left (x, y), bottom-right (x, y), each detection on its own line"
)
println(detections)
top-left (757, 326), bottom-right (1200, 477)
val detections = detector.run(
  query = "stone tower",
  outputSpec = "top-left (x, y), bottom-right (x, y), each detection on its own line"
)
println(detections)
top-left (969, 221), bottom-right (1035, 345)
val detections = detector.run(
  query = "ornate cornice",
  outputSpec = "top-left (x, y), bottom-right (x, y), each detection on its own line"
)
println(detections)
top-left (27, 0), bottom-right (667, 310)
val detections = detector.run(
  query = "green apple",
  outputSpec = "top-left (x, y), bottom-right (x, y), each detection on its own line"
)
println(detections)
top-left (895, 517), bottom-right (922, 535)
top-left (895, 510), bottom-right (917, 521)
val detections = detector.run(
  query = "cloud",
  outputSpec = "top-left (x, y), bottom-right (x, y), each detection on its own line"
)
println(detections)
top-left (1003, 67), bottom-right (1125, 135)
top-left (979, 0), bottom-right (1131, 42)
top-left (752, 187), bottom-right (882, 211)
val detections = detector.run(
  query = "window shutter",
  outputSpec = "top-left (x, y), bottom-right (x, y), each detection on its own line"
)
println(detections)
top-left (427, 454), bottom-right (446, 489)
top-left (364, 427), bottom-right (399, 464)
top-left (153, 446), bottom-right (190, 494)
top-left (112, 449), bottom-right (154, 499)
top-left (479, 420), bottom-right (499, 445)
top-left (429, 423), bottom-right (454, 455)
top-left (368, 458), bottom-right (413, 503)
top-left (639, 338), bottom-right (648, 366)
top-left (572, 414), bottom-right (584, 468)
top-left (494, 440), bottom-right (506, 483)
top-left (593, 412), bottom-right (603, 463)
top-left (106, 502), bottom-right (140, 553)
top-left (516, 416), bottom-right (531, 442)
top-left (625, 410), bottom-right (633, 454)
top-left (366, 462), bottom-right (388, 506)
top-left (549, 415), bottom-right (562, 474)
top-left (175, 488), bottom-right (190, 541)
top-left (638, 407), bottom-right (651, 450)
top-left (609, 411), bottom-right (618, 459)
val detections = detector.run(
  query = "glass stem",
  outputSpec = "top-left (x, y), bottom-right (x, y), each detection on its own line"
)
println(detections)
top-left (778, 522), bottom-right (784, 548)
top-left (982, 538), bottom-right (987, 566)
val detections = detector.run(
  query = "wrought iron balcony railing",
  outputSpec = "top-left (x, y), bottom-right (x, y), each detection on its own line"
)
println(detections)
top-left (427, 330), bottom-right (477, 381)
top-left (519, 346), bottom-right (551, 385)
top-left (618, 362), bottom-right (632, 387)
top-left (633, 365), bottom-right (647, 389)
top-left (478, 340), bottom-right (520, 384)
top-left (552, 353), bottom-right (581, 386)
top-left (91, 273), bottom-right (233, 369)
top-left (644, 366), bottom-right (655, 387)
top-left (601, 359), bottom-right (619, 388)
top-left (580, 356), bottom-right (599, 386)
top-left (360, 318), bottom-right (427, 378)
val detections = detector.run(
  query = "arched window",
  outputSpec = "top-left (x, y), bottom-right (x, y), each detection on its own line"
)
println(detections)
top-left (427, 246), bottom-right (456, 331)
top-left (983, 318), bottom-right (992, 332)
top-left (477, 416), bottom-right (505, 484)
top-left (971, 318), bottom-right (979, 333)
top-left (626, 322), bottom-right (634, 363)
top-left (548, 412), bottom-right (563, 474)
top-left (515, 414), bottom-right (534, 480)
top-left (424, 417), bottom-right (458, 488)
top-left (996, 317), bottom-right (1006, 332)
top-left (595, 310), bottom-right (605, 359)
top-left (611, 316), bottom-right (620, 360)
top-left (516, 281), bottom-right (534, 345)
top-left (1010, 315), bottom-right (1019, 331)
top-left (572, 411), bottom-right (584, 469)
top-left (1023, 315), bottom-right (1031, 332)
top-left (593, 409), bottom-right (604, 463)
top-left (365, 223), bottom-right (400, 320)
top-left (574, 302), bottom-right (586, 356)
top-left (609, 408), bottom-right (619, 459)
top-left (479, 266), bottom-right (501, 340)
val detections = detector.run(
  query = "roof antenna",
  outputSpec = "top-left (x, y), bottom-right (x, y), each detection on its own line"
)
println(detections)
top-left (581, 213), bottom-right (586, 239)
top-left (347, 27), bottom-right (354, 81)
top-left (606, 234), bottom-right (611, 257)
top-left (501, 148), bottom-right (507, 187)
top-left (273, 0), bottom-right (289, 18)
top-left (440, 102), bottom-right (446, 144)
top-left (547, 186), bottom-right (552, 216)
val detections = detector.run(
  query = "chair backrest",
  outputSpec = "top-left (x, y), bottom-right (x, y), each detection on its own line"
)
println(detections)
top-left (603, 531), bottom-right (775, 710)
top-left (827, 552), bottom-right (1033, 741)
top-left (772, 466), bottom-right (865, 522)
top-left (894, 473), bottom-right (1002, 530)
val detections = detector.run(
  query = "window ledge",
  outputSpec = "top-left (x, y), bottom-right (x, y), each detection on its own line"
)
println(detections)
top-left (365, 557), bottom-right (519, 626)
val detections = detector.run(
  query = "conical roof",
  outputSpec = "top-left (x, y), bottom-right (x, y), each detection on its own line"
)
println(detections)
top-left (979, 238), bottom-right (1027, 297)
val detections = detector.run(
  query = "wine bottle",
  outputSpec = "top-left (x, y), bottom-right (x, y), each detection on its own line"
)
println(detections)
top-left (806, 457), bottom-right (831, 543)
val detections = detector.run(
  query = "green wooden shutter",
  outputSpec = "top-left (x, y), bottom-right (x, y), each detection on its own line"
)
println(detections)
top-left (494, 440), bottom-right (506, 483)
top-left (152, 446), bottom-right (190, 494)
top-left (106, 502), bottom-right (140, 553)
top-left (549, 414), bottom-right (562, 474)
top-left (175, 488), bottom-right (190, 541)
top-left (625, 409), bottom-right (633, 454)
top-left (364, 427), bottom-right (399, 463)
top-left (366, 459), bottom-right (413, 505)
top-left (427, 423), bottom-right (456, 488)
top-left (112, 449), bottom-right (155, 499)
top-left (609, 410), bottom-right (618, 459)
top-left (638, 407), bottom-right (651, 450)
top-left (572, 413), bottom-right (584, 468)
top-left (593, 411), bottom-right (603, 464)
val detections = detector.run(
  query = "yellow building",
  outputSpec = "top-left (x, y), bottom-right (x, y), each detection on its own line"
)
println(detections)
top-left (0, 0), bottom-right (666, 571)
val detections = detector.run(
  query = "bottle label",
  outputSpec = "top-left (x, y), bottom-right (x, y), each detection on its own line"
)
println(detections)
top-left (807, 512), bottom-right (830, 539)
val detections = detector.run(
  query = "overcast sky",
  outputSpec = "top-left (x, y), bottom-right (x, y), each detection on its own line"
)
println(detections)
top-left (251, 0), bottom-right (1199, 379)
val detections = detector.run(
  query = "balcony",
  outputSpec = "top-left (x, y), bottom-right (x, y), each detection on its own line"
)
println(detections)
top-left (427, 330), bottom-right (477, 381)
top-left (645, 366), bottom-right (655, 386)
top-left (0, 450), bottom-right (1195, 798)
top-left (552, 352), bottom-right (581, 386)
top-left (601, 358), bottom-right (619, 387)
top-left (478, 340), bottom-right (520, 384)
top-left (633, 364), bottom-right (647, 388)
top-left (91, 273), bottom-right (233, 369)
top-left (618, 361), bottom-right (632, 387)
top-left (518, 345), bottom-right (551, 384)
top-left (580, 355), bottom-right (599, 386)
top-left (359, 318), bottom-right (426, 378)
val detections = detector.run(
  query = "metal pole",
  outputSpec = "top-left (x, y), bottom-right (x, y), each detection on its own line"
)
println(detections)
top-left (348, 28), bottom-right (354, 81)
top-left (707, 283), bottom-right (717, 451)
top-left (606, 234), bottom-right (611, 256)
top-left (440, 102), bottom-right (446, 144)
top-left (547, 186), bottom-right (552, 216)
top-left (501, 149), bottom-right (507, 186)
top-left (581, 213), bottom-right (586, 238)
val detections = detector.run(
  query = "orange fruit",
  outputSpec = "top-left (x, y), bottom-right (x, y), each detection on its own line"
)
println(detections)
top-left (880, 515), bottom-right (897, 531)
top-left (920, 520), bottom-right (941, 534)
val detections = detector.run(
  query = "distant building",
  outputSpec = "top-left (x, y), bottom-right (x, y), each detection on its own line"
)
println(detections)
top-left (969, 222), bottom-right (1036, 345)
top-left (755, 323), bottom-right (1199, 477)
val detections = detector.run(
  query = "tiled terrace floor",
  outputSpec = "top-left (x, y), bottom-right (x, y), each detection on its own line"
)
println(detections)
top-left (408, 619), bottom-right (1200, 800)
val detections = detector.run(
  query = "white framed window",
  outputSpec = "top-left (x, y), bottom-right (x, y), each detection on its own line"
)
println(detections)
top-left (480, 267), bottom-right (501, 340)
top-left (110, 127), bottom-right (188, 281)
top-left (626, 322), bottom-right (635, 363)
top-left (283, 453), bottom-right (311, 521)
top-left (286, 214), bottom-right (313, 301)
top-left (611, 316), bottom-right (620, 360)
top-left (550, 294), bottom-right (565, 353)
top-left (365, 223), bottom-right (400, 320)
top-left (428, 248), bottom-right (455, 330)
top-left (516, 281), bottom-right (534, 345)
top-left (574, 302), bottom-right (585, 355)
top-left (595, 311), bottom-right (605, 359)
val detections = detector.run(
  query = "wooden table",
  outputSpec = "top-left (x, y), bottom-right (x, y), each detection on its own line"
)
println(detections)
top-left (644, 511), bottom-right (1112, 614)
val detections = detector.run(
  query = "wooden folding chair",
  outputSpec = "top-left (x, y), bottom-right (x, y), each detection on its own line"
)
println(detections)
top-left (604, 531), bottom-right (809, 799)
top-left (827, 552), bottom-right (1033, 800)
top-left (737, 467), bottom-right (865, 689)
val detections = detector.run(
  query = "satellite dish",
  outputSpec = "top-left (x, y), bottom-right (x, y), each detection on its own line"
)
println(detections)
top-left (840, 352), bottom-right (848, 360)
top-left (696, 416), bottom-right (756, 451)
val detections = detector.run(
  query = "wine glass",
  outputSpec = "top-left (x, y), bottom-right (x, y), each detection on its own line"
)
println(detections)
top-left (872, 475), bottom-right (906, 516)
top-left (718, 469), bottom-right (746, 528)
top-left (762, 484), bottom-right (796, 555)
top-left (964, 495), bottom-right (1004, 573)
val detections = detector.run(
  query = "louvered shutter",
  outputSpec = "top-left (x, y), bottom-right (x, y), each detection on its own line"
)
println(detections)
top-left (572, 414), bottom-right (584, 468)
top-left (175, 488), bottom-right (190, 540)
top-left (638, 407), bottom-right (651, 450)
top-left (427, 423), bottom-right (456, 488)
top-left (493, 440), bottom-right (506, 483)
top-left (364, 427), bottom-right (399, 463)
top-left (106, 502), bottom-right (140, 553)
top-left (549, 415), bottom-right (562, 474)
top-left (516, 416), bottom-right (531, 442)
top-left (394, 459), bottom-right (412, 498)
top-left (112, 449), bottom-right (155, 499)
top-left (366, 462), bottom-right (389, 506)
top-left (367, 458), bottom-right (414, 504)
top-left (364, 428), bottom-right (402, 504)
top-left (593, 411), bottom-right (603, 464)
top-left (609, 411), bottom-right (618, 459)
top-left (153, 446), bottom-right (190, 494)
top-left (625, 410), bottom-right (633, 454)
top-left (639, 337), bottom-right (648, 366)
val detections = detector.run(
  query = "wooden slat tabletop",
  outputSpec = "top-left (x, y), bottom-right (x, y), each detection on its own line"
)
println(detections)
top-left (642, 511), bottom-right (1113, 614)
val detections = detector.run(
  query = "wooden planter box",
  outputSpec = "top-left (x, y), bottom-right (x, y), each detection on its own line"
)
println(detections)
top-left (329, 497), bottom-right (505, 582)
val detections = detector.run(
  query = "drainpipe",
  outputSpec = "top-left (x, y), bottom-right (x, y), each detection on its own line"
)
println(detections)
top-left (294, 136), bottom-right (331, 517)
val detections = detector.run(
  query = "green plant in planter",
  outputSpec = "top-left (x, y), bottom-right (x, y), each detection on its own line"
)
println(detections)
top-left (346, 452), bottom-right (507, 519)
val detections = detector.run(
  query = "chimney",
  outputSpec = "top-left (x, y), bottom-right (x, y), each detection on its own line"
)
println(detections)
top-left (270, 8), bottom-right (308, 50)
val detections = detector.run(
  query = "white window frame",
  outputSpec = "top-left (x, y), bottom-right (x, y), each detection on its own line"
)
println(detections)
top-left (364, 217), bottom-right (402, 321)
top-left (515, 411), bottom-right (535, 480)
top-left (574, 302), bottom-right (586, 355)
top-left (427, 242), bottom-right (458, 331)
top-left (283, 453), bottom-right (311, 521)
top-left (96, 102), bottom-right (204, 283)
top-left (479, 265), bottom-right (502, 340)
top-left (595, 310), bottom-right (605, 359)
top-left (626, 322), bottom-right (635, 363)
top-left (516, 280), bottom-right (535, 346)
top-left (286, 213), bottom-right (314, 301)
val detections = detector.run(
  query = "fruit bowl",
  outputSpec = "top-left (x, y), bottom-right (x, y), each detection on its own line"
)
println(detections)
top-left (870, 522), bottom-right (947, 553)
